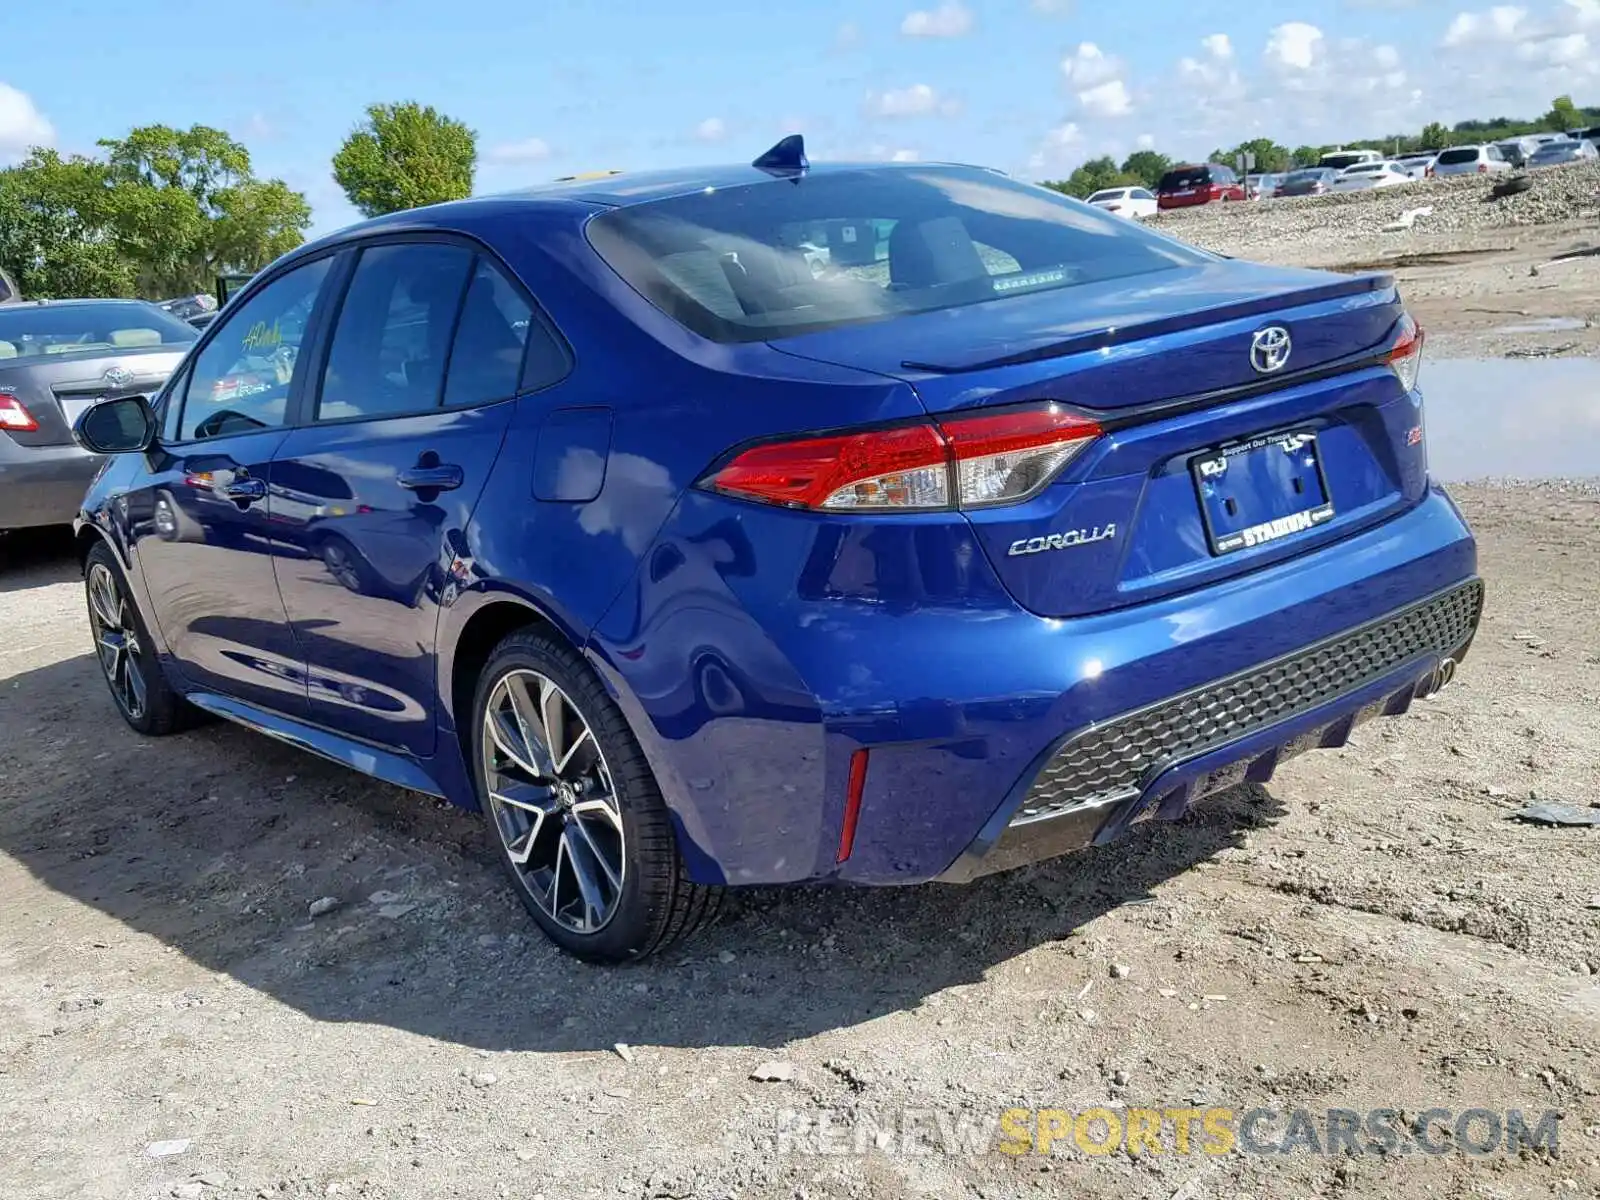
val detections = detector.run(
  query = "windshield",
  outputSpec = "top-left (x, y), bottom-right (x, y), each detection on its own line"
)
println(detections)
top-left (0, 302), bottom-right (197, 360)
top-left (1437, 148), bottom-right (1481, 165)
top-left (1284, 170), bottom-right (1328, 183)
top-left (1086, 189), bottom-right (1126, 202)
top-left (1320, 153), bottom-right (1372, 170)
top-left (587, 166), bottom-right (1211, 344)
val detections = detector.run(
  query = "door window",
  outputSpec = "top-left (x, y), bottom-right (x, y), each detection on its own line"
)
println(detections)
top-left (177, 258), bottom-right (332, 441)
top-left (317, 243), bottom-right (475, 421)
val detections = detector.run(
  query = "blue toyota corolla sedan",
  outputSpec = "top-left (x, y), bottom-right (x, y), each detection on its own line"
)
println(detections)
top-left (71, 138), bottom-right (1482, 962)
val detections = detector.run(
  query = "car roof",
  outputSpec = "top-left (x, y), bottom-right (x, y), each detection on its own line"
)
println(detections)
top-left (1, 297), bottom-right (160, 308)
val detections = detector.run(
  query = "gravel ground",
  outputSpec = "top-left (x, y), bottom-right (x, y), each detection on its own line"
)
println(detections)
top-left (2, 482), bottom-right (1598, 1200)
top-left (1150, 163), bottom-right (1600, 360)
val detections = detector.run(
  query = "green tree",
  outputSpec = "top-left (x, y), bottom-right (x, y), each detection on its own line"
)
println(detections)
top-left (1418, 122), bottom-right (1453, 150)
top-left (103, 125), bottom-right (311, 296)
top-left (333, 102), bottom-right (477, 218)
top-left (1042, 156), bottom-right (1140, 199)
top-left (1543, 94), bottom-right (1580, 131)
top-left (1220, 138), bottom-right (1292, 173)
top-left (0, 153), bottom-right (135, 298)
top-left (1120, 150), bottom-right (1171, 188)
top-left (1290, 145), bottom-right (1323, 167)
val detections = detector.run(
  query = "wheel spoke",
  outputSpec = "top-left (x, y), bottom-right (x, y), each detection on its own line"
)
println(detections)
top-left (571, 796), bottom-right (624, 835)
top-left (503, 674), bottom-right (554, 776)
top-left (567, 810), bottom-right (622, 891)
top-left (89, 571), bottom-right (120, 630)
top-left (562, 827), bottom-right (608, 928)
top-left (123, 653), bottom-right (147, 715)
top-left (546, 833), bottom-right (568, 917)
top-left (488, 708), bottom-right (544, 780)
top-left (538, 677), bottom-right (567, 772)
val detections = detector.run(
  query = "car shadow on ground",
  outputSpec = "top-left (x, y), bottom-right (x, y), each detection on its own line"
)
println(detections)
top-left (0, 646), bottom-right (1285, 1054)
top-left (0, 528), bottom-right (79, 593)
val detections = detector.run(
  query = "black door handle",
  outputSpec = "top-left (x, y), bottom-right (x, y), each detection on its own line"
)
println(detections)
top-left (397, 464), bottom-right (464, 492)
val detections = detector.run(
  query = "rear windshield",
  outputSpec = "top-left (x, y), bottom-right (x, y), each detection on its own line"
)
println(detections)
top-left (1436, 148), bottom-right (1481, 165)
top-left (587, 166), bottom-right (1210, 343)
top-left (0, 302), bottom-right (197, 360)
top-left (1157, 166), bottom-right (1211, 190)
top-left (1283, 169), bottom-right (1328, 183)
top-left (1320, 153), bottom-right (1373, 171)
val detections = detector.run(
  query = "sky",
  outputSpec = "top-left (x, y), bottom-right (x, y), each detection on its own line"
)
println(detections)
top-left (2, 0), bottom-right (1597, 236)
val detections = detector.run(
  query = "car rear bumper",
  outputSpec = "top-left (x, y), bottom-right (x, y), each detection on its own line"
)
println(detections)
top-left (592, 484), bottom-right (1478, 889)
top-left (0, 438), bottom-right (100, 530)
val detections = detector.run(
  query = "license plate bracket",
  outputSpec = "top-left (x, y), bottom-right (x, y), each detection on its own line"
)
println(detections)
top-left (1190, 428), bottom-right (1335, 556)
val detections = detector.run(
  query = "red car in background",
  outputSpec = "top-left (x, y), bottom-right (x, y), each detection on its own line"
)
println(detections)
top-left (1156, 163), bottom-right (1246, 209)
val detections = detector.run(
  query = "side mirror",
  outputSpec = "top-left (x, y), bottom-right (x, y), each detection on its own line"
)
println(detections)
top-left (73, 394), bottom-right (157, 455)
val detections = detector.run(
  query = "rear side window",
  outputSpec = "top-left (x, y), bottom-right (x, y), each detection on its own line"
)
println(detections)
top-left (442, 259), bottom-right (535, 407)
top-left (318, 243), bottom-right (476, 421)
top-left (587, 166), bottom-right (1208, 344)
top-left (1437, 148), bottom-right (1480, 165)
top-left (1158, 166), bottom-right (1211, 190)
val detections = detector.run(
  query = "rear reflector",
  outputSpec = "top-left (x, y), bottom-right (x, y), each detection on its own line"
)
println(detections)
top-left (1387, 313), bottom-right (1424, 392)
top-left (838, 749), bottom-right (869, 863)
top-left (705, 405), bottom-right (1103, 513)
top-left (0, 393), bottom-right (39, 432)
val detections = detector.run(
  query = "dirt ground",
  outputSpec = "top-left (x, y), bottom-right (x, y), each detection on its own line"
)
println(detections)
top-left (1, 480), bottom-right (1598, 1200)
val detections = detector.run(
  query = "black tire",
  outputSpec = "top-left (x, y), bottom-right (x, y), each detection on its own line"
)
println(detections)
top-left (470, 628), bottom-right (722, 963)
top-left (1494, 175), bottom-right (1533, 198)
top-left (83, 541), bottom-right (200, 736)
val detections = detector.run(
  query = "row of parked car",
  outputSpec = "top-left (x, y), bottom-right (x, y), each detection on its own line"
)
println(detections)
top-left (1088, 130), bottom-right (1600, 218)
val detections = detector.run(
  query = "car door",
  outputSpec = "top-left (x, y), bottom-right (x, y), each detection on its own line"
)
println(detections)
top-left (130, 255), bottom-right (337, 717)
top-left (269, 239), bottom-right (550, 756)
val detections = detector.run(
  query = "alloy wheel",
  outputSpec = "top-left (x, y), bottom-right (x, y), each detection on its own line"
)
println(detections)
top-left (88, 562), bottom-right (147, 721)
top-left (481, 669), bottom-right (626, 934)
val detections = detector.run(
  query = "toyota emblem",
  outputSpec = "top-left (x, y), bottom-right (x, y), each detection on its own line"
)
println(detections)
top-left (1249, 326), bottom-right (1292, 375)
top-left (102, 366), bottom-right (134, 388)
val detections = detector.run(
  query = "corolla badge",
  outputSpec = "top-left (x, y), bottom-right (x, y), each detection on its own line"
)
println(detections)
top-left (1008, 525), bottom-right (1117, 556)
top-left (102, 366), bottom-right (134, 387)
top-left (1249, 326), bottom-right (1292, 375)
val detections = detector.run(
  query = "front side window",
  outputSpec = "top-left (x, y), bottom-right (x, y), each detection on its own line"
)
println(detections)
top-left (588, 166), bottom-right (1208, 344)
top-left (318, 243), bottom-right (476, 422)
top-left (178, 258), bottom-right (332, 441)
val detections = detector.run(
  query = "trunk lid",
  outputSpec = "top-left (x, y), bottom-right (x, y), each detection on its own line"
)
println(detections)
top-left (769, 261), bottom-right (1424, 618)
top-left (0, 348), bottom-right (187, 447)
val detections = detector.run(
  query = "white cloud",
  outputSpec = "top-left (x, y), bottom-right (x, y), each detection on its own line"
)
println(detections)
top-left (1443, 5), bottom-right (1527, 45)
top-left (1060, 43), bottom-right (1121, 88)
top-left (1060, 43), bottom-right (1135, 117)
top-left (1079, 79), bottom-right (1134, 117)
top-left (901, 1), bottom-right (974, 37)
top-left (1025, 121), bottom-right (1083, 173)
top-left (487, 137), bottom-right (552, 164)
top-left (0, 82), bottom-right (52, 160)
top-left (864, 83), bottom-right (959, 118)
top-left (1267, 22), bottom-right (1325, 69)
top-left (694, 117), bottom-right (727, 142)
top-left (1201, 34), bottom-right (1234, 59)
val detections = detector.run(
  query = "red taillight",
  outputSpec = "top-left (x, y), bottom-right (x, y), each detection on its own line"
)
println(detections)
top-left (0, 393), bottom-right (39, 432)
top-left (1387, 313), bottom-right (1425, 391)
top-left (1477, 163), bottom-right (1488, 174)
top-left (705, 406), bottom-right (1104, 513)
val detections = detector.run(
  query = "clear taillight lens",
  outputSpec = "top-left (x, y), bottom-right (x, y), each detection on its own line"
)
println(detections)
top-left (1388, 313), bottom-right (1424, 392)
top-left (704, 405), bottom-right (1104, 513)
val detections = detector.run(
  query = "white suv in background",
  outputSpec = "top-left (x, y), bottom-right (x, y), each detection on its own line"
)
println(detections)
top-left (1431, 144), bottom-right (1513, 177)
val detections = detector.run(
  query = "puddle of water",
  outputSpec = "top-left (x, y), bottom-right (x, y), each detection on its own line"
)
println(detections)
top-left (1423, 358), bottom-right (1600, 481)
top-left (1492, 316), bottom-right (1589, 335)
